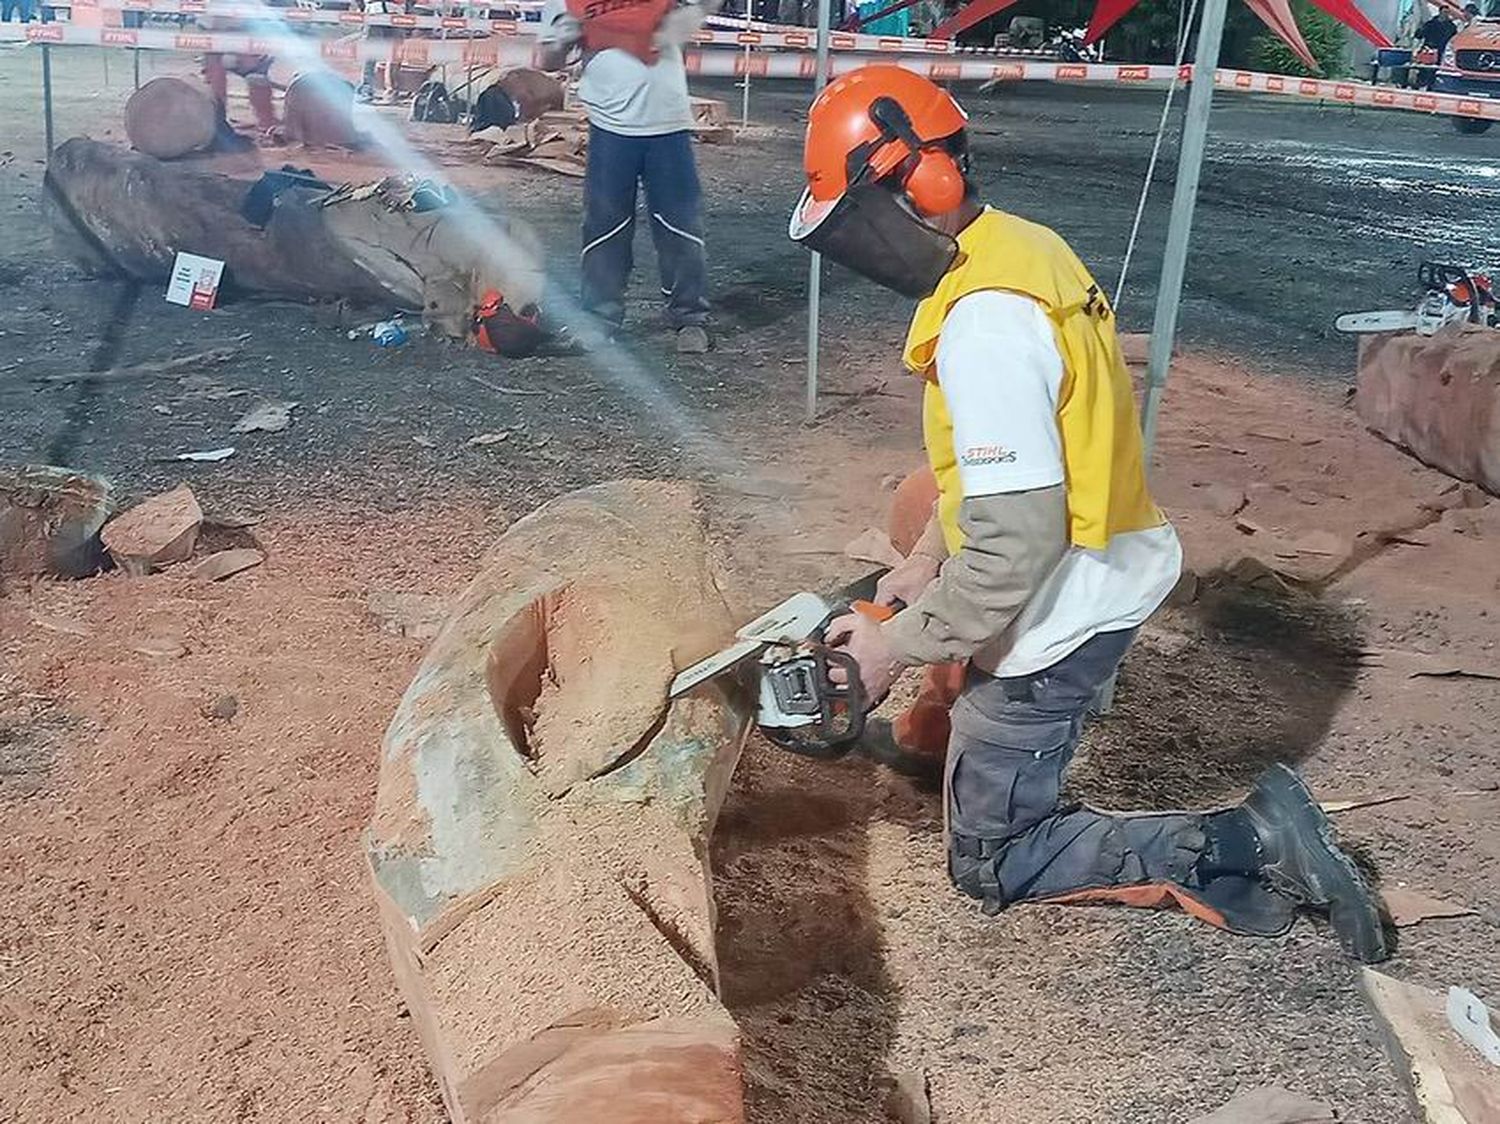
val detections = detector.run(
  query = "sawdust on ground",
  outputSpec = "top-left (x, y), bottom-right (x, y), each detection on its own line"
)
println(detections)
top-left (2, 353), bottom-right (1497, 1123)
top-left (0, 502), bottom-right (507, 1120)
top-left (709, 350), bottom-right (1500, 1124)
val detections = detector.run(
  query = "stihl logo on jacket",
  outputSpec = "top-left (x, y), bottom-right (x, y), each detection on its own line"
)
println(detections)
top-left (567, 0), bottom-right (675, 62)
top-left (961, 445), bottom-right (1017, 467)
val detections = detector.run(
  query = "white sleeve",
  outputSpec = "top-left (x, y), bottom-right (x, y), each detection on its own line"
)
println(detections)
top-left (536, 0), bottom-right (579, 46)
top-left (933, 289), bottom-right (1066, 498)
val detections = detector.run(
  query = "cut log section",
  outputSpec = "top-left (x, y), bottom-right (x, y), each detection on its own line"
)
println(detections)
top-left (282, 72), bottom-right (362, 149)
top-left (365, 480), bottom-right (753, 1124)
top-left (1357, 326), bottom-right (1500, 497)
top-left (124, 76), bottom-right (218, 160)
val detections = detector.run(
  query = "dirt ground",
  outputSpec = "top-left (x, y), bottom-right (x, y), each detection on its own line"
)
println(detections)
top-left (2, 43), bottom-right (1498, 1123)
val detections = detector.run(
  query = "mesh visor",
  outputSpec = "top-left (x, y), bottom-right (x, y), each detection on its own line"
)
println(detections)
top-left (788, 183), bottom-right (959, 300)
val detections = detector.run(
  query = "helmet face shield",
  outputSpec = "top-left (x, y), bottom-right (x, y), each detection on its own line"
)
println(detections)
top-left (789, 181), bottom-right (960, 300)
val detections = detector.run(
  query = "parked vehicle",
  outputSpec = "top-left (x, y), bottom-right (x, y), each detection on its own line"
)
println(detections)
top-left (1436, 14), bottom-right (1500, 133)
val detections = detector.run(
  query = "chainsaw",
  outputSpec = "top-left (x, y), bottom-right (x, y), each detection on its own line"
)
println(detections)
top-left (669, 571), bottom-right (899, 760)
top-left (1335, 261), bottom-right (1497, 337)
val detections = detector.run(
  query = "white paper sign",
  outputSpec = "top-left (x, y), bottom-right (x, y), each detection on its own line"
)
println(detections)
top-left (165, 252), bottom-right (226, 311)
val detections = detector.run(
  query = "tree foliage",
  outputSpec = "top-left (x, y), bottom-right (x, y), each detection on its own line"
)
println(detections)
top-left (1247, 1), bottom-right (1349, 75)
top-left (956, 0), bottom-right (1345, 72)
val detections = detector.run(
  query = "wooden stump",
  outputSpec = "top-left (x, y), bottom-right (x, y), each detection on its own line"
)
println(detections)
top-left (0, 465), bottom-right (115, 585)
top-left (124, 76), bottom-right (218, 160)
top-left (1357, 326), bottom-right (1500, 497)
top-left (282, 72), bottom-right (361, 149)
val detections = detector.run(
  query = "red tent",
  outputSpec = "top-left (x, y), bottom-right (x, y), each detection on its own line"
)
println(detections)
top-left (911, 0), bottom-right (1393, 72)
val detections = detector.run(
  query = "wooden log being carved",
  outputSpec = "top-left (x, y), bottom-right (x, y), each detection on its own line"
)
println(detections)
top-left (366, 480), bottom-right (752, 1124)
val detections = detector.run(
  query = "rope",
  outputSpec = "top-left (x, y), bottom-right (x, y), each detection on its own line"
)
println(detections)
top-left (1113, 0), bottom-right (1200, 312)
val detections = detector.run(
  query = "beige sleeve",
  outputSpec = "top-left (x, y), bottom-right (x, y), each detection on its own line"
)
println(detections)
top-left (880, 484), bottom-right (1069, 666)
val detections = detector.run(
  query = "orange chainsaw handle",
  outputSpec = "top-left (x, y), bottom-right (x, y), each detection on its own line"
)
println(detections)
top-left (850, 598), bottom-right (901, 622)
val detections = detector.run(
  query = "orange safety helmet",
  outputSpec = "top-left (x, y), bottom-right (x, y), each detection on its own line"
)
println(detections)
top-left (803, 65), bottom-right (969, 220)
top-left (789, 66), bottom-right (972, 299)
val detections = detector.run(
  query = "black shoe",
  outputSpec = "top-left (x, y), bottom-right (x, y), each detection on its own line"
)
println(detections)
top-left (856, 717), bottom-right (944, 783)
top-left (1243, 764), bottom-right (1389, 963)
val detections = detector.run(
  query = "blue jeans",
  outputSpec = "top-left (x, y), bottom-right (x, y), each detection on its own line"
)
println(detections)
top-left (2, 0), bottom-right (35, 21)
top-left (581, 125), bottom-right (709, 328)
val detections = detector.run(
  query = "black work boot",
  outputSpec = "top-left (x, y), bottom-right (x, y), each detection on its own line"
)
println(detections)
top-left (855, 717), bottom-right (944, 784)
top-left (1242, 764), bottom-right (1389, 963)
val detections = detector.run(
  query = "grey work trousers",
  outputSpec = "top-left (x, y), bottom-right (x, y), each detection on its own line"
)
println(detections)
top-left (945, 629), bottom-right (1210, 913)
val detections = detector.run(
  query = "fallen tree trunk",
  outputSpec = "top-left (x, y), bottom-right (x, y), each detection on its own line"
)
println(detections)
top-left (45, 138), bottom-right (395, 304)
top-left (365, 480), bottom-right (752, 1124)
top-left (45, 139), bottom-right (547, 338)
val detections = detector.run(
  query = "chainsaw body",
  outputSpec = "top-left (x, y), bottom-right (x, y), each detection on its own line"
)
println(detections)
top-left (1336, 261), bottom-right (1498, 337)
top-left (670, 572), bottom-right (892, 759)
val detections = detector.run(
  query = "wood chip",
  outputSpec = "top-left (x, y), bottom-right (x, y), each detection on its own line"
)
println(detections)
top-left (188, 548), bottom-right (265, 583)
top-left (1288, 530), bottom-right (1347, 557)
top-left (32, 614), bottom-right (90, 638)
top-left (131, 637), bottom-right (187, 658)
top-left (467, 374), bottom-right (547, 397)
top-left (843, 527), bottom-right (903, 569)
top-left (231, 400), bottom-right (298, 434)
top-left (1319, 793), bottom-right (1412, 813)
top-left (1196, 482), bottom-right (1247, 517)
top-left (1382, 887), bottom-right (1478, 928)
top-left (468, 431), bottom-right (511, 446)
top-left (1189, 1084), bottom-right (1335, 1123)
top-left (32, 346), bottom-right (239, 384)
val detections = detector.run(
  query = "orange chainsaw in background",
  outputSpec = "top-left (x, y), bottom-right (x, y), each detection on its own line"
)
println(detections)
top-left (669, 571), bottom-right (901, 759)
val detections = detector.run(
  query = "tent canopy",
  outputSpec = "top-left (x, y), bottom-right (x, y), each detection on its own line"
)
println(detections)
top-left (906, 0), bottom-right (1394, 72)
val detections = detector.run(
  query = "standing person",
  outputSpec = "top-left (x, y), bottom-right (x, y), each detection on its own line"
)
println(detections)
top-left (537, 0), bottom-right (714, 353)
top-left (788, 66), bottom-right (1388, 963)
top-left (201, 51), bottom-right (278, 143)
top-left (200, 9), bottom-right (278, 144)
top-left (1418, 6), bottom-right (1459, 51)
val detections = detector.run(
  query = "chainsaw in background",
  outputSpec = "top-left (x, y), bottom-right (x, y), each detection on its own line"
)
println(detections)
top-left (670, 572), bottom-right (899, 760)
top-left (1335, 261), bottom-right (1497, 337)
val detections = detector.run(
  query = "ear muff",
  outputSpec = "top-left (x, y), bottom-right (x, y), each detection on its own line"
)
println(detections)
top-left (863, 95), bottom-right (967, 216)
top-left (902, 149), bottom-right (966, 216)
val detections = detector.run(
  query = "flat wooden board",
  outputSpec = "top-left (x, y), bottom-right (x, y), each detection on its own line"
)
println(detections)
top-left (1360, 969), bottom-right (1500, 1123)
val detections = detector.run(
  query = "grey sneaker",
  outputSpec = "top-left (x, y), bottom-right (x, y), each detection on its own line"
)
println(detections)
top-left (1243, 764), bottom-right (1389, 962)
top-left (676, 325), bottom-right (710, 354)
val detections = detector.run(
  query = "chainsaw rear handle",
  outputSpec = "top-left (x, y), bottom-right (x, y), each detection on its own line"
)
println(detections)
top-left (762, 646), bottom-right (870, 760)
top-left (1418, 260), bottom-right (1486, 323)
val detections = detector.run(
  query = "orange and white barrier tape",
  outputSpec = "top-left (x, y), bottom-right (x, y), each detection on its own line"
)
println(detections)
top-left (54, 0), bottom-right (1060, 57)
top-left (5, 23), bottom-right (1496, 122)
top-left (58, 0), bottom-right (540, 35)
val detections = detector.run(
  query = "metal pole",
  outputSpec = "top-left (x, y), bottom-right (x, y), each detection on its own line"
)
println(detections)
top-left (1141, 0), bottom-right (1228, 457)
top-left (42, 44), bottom-right (56, 156)
top-left (133, 48), bottom-right (142, 90)
top-left (740, 1), bottom-right (752, 127)
top-left (806, 0), bottom-right (832, 423)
